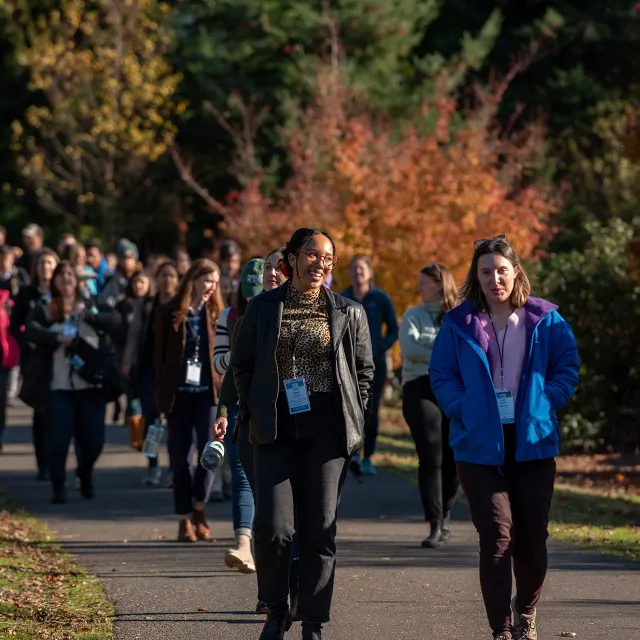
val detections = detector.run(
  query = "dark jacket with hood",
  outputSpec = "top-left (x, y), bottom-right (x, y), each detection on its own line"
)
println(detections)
top-left (231, 282), bottom-right (375, 455)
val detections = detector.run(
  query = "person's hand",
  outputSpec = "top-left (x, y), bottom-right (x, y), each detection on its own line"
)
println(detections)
top-left (56, 335), bottom-right (74, 346)
top-left (210, 416), bottom-right (228, 442)
top-left (121, 364), bottom-right (131, 380)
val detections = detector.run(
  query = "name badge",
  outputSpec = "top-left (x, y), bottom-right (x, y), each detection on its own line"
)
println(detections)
top-left (495, 389), bottom-right (515, 424)
top-left (284, 377), bottom-right (311, 415)
top-left (186, 360), bottom-right (202, 386)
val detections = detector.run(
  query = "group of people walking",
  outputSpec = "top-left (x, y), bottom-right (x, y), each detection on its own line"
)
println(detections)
top-left (0, 222), bottom-right (579, 640)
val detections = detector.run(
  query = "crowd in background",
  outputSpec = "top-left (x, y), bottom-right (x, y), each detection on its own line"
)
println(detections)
top-left (0, 223), bottom-right (579, 640)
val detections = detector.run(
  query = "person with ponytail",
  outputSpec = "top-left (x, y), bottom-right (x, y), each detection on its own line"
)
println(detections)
top-left (400, 263), bottom-right (461, 549)
top-left (231, 228), bottom-right (374, 640)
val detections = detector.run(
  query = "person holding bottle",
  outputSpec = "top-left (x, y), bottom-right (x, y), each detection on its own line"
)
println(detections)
top-left (11, 248), bottom-right (59, 477)
top-left (429, 235), bottom-right (579, 640)
top-left (400, 263), bottom-right (461, 549)
top-left (123, 260), bottom-right (179, 485)
top-left (24, 261), bottom-right (123, 503)
top-left (154, 258), bottom-right (224, 542)
top-left (232, 228), bottom-right (374, 640)
top-left (342, 256), bottom-right (398, 476)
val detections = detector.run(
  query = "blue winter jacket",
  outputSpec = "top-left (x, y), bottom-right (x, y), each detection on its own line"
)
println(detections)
top-left (429, 297), bottom-right (579, 466)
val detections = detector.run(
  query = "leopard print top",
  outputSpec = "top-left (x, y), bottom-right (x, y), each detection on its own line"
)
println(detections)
top-left (276, 284), bottom-right (334, 393)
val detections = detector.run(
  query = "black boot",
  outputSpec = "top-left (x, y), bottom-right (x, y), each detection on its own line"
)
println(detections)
top-left (259, 601), bottom-right (292, 640)
top-left (302, 622), bottom-right (322, 640)
top-left (78, 470), bottom-right (94, 500)
top-left (52, 481), bottom-right (68, 504)
top-left (441, 512), bottom-right (452, 544)
top-left (421, 520), bottom-right (443, 548)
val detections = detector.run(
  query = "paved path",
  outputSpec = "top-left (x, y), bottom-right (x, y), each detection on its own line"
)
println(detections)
top-left (2, 401), bottom-right (639, 639)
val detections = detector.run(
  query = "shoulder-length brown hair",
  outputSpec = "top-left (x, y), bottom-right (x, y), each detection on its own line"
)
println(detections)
top-left (172, 258), bottom-right (224, 325)
top-left (420, 263), bottom-right (459, 323)
top-left (30, 247), bottom-right (60, 285)
top-left (49, 261), bottom-right (83, 322)
top-left (459, 236), bottom-right (531, 312)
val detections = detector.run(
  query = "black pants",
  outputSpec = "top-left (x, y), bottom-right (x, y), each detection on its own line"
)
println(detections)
top-left (254, 393), bottom-right (349, 623)
top-left (364, 359), bottom-right (386, 457)
top-left (458, 457), bottom-right (556, 635)
top-left (0, 367), bottom-right (7, 444)
top-left (402, 375), bottom-right (460, 523)
top-left (167, 391), bottom-right (214, 515)
top-left (33, 409), bottom-right (48, 473)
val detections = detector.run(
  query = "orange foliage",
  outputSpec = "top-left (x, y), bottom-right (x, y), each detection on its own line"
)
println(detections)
top-left (228, 69), bottom-right (558, 315)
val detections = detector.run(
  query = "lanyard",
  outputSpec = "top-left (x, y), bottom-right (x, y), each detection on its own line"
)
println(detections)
top-left (186, 312), bottom-right (201, 362)
top-left (489, 318), bottom-right (509, 387)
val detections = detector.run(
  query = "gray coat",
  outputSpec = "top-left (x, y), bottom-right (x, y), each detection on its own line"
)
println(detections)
top-left (231, 282), bottom-right (375, 455)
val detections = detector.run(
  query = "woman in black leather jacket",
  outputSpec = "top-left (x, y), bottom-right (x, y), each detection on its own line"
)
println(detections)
top-left (232, 228), bottom-right (374, 640)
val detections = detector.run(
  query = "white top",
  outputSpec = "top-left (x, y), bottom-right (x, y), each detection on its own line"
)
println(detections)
top-left (50, 318), bottom-right (100, 391)
top-left (400, 301), bottom-right (442, 386)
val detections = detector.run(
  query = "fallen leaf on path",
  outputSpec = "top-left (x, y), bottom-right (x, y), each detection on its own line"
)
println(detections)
top-left (197, 607), bottom-right (209, 612)
top-left (560, 633), bottom-right (577, 637)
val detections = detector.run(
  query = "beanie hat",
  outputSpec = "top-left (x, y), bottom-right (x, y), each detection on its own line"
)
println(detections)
top-left (116, 238), bottom-right (139, 261)
top-left (240, 258), bottom-right (265, 299)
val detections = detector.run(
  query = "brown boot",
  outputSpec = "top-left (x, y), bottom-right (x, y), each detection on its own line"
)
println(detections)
top-left (192, 509), bottom-right (212, 541)
top-left (178, 518), bottom-right (197, 542)
top-left (127, 415), bottom-right (145, 451)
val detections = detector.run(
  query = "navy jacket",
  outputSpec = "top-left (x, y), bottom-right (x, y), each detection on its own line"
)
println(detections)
top-left (429, 297), bottom-right (579, 466)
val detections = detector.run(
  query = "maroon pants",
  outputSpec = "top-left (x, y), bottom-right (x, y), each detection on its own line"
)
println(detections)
top-left (457, 458), bottom-right (556, 635)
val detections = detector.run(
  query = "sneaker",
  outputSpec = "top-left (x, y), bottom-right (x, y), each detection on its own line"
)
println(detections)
top-left (224, 534), bottom-right (256, 573)
top-left (511, 597), bottom-right (537, 640)
top-left (142, 467), bottom-right (163, 486)
top-left (349, 454), bottom-right (362, 476)
top-left (494, 634), bottom-right (512, 640)
top-left (361, 457), bottom-right (377, 476)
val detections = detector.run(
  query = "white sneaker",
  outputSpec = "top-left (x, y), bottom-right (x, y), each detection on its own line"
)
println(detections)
top-left (511, 597), bottom-right (537, 640)
top-left (143, 467), bottom-right (162, 487)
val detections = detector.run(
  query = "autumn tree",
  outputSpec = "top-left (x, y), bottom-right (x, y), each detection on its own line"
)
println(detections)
top-left (7, 0), bottom-right (182, 242)
top-left (226, 64), bottom-right (556, 315)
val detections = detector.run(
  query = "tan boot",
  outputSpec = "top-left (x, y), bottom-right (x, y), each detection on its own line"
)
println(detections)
top-left (192, 509), bottom-right (212, 541)
top-left (178, 519), bottom-right (197, 542)
top-left (224, 533), bottom-right (256, 573)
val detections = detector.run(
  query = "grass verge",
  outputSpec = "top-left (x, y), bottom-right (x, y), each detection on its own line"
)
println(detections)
top-left (0, 489), bottom-right (113, 639)
top-left (374, 406), bottom-right (640, 561)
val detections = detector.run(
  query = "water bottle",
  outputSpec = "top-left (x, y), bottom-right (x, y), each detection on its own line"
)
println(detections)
top-left (200, 440), bottom-right (225, 472)
top-left (142, 417), bottom-right (166, 459)
top-left (63, 313), bottom-right (79, 338)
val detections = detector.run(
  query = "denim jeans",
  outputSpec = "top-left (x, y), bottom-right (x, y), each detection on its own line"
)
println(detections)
top-left (254, 393), bottom-right (349, 623)
top-left (49, 389), bottom-right (107, 483)
top-left (224, 407), bottom-right (254, 534)
top-left (167, 390), bottom-right (214, 515)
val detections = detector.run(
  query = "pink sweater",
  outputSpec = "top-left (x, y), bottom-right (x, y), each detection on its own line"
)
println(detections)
top-left (479, 307), bottom-right (526, 401)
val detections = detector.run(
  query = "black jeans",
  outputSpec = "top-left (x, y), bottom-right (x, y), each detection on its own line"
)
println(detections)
top-left (364, 358), bottom-right (386, 457)
top-left (402, 375), bottom-right (460, 523)
top-left (33, 409), bottom-right (48, 473)
top-left (457, 456), bottom-right (556, 635)
top-left (254, 393), bottom-right (349, 623)
top-left (49, 389), bottom-right (107, 483)
top-left (167, 391), bottom-right (214, 515)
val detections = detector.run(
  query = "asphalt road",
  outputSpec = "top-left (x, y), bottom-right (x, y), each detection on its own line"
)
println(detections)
top-left (2, 401), bottom-right (639, 639)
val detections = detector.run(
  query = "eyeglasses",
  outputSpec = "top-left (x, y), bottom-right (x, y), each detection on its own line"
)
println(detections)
top-left (299, 249), bottom-right (338, 268)
top-left (474, 235), bottom-right (508, 250)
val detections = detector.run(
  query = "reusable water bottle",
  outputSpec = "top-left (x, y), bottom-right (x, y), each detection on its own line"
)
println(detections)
top-left (200, 440), bottom-right (225, 472)
top-left (142, 416), bottom-right (166, 459)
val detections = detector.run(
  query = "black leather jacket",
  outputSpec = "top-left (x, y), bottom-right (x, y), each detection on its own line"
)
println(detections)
top-left (231, 282), bottom-right (375, 454)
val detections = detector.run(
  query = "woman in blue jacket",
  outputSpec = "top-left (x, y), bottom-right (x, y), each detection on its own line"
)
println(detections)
top-left (429, 235), bottom-right (579, 640)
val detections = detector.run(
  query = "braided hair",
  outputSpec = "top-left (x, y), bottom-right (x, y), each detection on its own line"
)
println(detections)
top-left (279, 228), bottom-right (337, 279)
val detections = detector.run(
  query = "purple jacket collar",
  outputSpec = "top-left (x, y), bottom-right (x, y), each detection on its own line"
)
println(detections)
top-left (446, 297), bottom-right (558, 358)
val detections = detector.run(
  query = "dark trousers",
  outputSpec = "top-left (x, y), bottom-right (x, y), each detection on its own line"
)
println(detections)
top-left (139, 368), bottom-right (159, 469)
top-left (49, 389), bottom-right (107, 483)
top-left (402, 376), bottom-right (460, 523)
top-left (254, 394), bottom-right (349, 623)
top-left (0, 367), bottom-right (7, 443)
top-left (457, 457), bottom-right (556, 635)
top-left (364, 359), bottom-right (386, 457)
top-left (33, 409), bottom-right (48, 473)
top-left (167, 391), bottom-right (214, 515)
